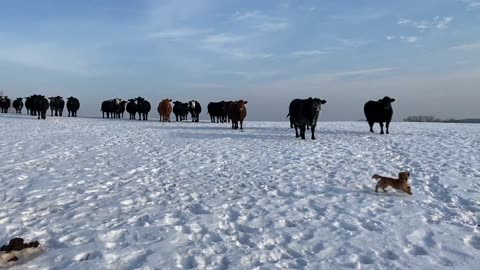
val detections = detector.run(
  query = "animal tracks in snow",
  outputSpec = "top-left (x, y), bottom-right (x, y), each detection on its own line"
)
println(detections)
top-left (0, 115), bottom-right (479, 269)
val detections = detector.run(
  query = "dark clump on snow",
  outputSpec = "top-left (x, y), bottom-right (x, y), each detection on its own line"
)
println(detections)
top-left (1, 238), bottom-right (40, 253)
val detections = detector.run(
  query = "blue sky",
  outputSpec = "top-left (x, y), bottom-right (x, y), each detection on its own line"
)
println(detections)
top-left (1, 0), bottom-right (479, 120)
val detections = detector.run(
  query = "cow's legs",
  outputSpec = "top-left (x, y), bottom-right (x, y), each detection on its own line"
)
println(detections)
top-left (386, 121), bottom-right (390, 134)
top-left (294, 125), bottom-right (299, 138)
top-left (368, 121), bottom-right (375, 133)
top-left (311, 124), bottom-right (316, 140)
top-left (240, 120), bottom-right (243, 130)
top-left (379, 122), bottom-right (384, 134)
top-left (299, 125), bottom-right (306, 140)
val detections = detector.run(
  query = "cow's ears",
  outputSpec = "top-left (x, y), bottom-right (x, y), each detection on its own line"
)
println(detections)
top-left (390, 98), bottom-right (395, 102)
top-left (321, 100), bottom-right (327, 104)
top-left (244, 101), bottom-right (248, 104)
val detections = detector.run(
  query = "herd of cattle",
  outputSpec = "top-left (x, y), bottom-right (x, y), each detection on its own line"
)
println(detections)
top-left (0, 94), bottom-right (395, 138)
top-left (0, 95), bottom-right (80, 119)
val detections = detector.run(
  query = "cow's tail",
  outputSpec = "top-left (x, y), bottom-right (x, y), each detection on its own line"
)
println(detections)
top-left (286, 113), bottom-right (290, 119)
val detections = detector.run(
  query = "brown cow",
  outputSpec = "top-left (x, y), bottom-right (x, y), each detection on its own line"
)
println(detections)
top-left (228, 100), bottom-right (248, 130)
top-left (158, 99), bottom-right (173, 122)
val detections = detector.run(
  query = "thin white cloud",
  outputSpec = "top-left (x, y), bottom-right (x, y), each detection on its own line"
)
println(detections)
top-left (201, 32), bottom-right (271, 60)
top-left (317, 67), bottom-right (396, 80)
top-left (232, 11), bottom-right (290, 32)
top-left (203, 33), bottom-right (245, 45)
top-left (187, 83), bottom-right (227, 89)
top-left (457, 0), bottom-right (480, 10)
top-left (289, 50), bottom-right (328, 57)
top-left (335, 38), bottom-right (372, 48)
top-left (202, 45), bottom-right (272, 60)
top-left (211, 70), bottom-right (280, 80)
top-left (0, 43), bottom-right (90, 74)
top-left (386, 35), bottom-right (418, 43)
top-left (449, 42), bottom-right (480, 50)
top-left (147, 28), bottom-right (209, 39)
top-left (401, 36), bottom-right (418, 43)
top-left (397, 16), bottom-right (454, 31)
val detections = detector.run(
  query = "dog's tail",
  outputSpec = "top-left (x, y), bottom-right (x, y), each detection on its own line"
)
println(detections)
top-left (372, 174), bottom-right (382, 181)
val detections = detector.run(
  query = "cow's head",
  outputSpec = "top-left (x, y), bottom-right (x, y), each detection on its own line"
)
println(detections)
top-left (380, 96), bottom-right (395, 104)
top-left (237, 100), bottom-right (247, 106)
top-left (307, 98), bottom-right (327, 113)
top-left (189, 101), bottom-right (196, 108)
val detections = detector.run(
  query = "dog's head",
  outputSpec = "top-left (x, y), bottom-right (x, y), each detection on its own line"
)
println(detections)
top-left (398, 172), bottom-right (410, 181)
top-left (401, 182), bottom-right (413, 195)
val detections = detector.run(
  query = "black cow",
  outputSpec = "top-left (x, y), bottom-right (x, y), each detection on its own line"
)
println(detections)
top-left (364, 96), bottom-right (395, 134)
top-left (115, 100), bottom-right (127, 118)
top-left (136, 97), bottom-right (151, 121)
top-left (173, 101), bottom-right (189, 121)
top-left (12, 98), bottom-right (23, 114)
top-left (0, 96), bottom-right (11, 113)
top-left (126, 99), bottom-right (138, 120)
top-left (207, 101), bottom-right (228, 123)
top-left (66, 97), bottom-right (80, 117)
top-left (25, 96), bottom-right (33, 115)
top-left (288, 98), bottom-right (327, 140)
top-left (30, 95), bottom-right (49, 119)
top-left (188, 100), bottom-right (201, 122)
top-left (49, 96), bottom-right (65, 116)
top-left (101, 98), bottom-right (122, 119)
top-left (101, 99), bottom-right (114, 118)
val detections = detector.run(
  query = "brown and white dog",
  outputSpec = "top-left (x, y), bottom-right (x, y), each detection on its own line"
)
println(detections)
top-left (372, 172), bottom-right (412, 195)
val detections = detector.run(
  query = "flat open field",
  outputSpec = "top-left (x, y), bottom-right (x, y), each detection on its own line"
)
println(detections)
top-left (1, 115), bottom-right (479, 269)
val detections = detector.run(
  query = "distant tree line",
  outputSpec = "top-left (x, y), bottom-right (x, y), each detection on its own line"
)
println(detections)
top-left (404, 115), bottom-right (480, 123)
top-left (403, 115), bottom-right (442, 122)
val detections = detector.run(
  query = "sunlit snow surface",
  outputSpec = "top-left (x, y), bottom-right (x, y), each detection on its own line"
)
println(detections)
top-left (1, 114), bottom-right (479, 269)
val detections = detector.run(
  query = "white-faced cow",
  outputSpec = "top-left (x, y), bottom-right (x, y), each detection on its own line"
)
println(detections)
top-left (288, 98), bottom-right (327, 140)
top-left (0, 96), bottom-right (11, 113)
top-left (188, 100), bottom-right (201, 122)
top-left (364, 96), bottom-right (395, 134)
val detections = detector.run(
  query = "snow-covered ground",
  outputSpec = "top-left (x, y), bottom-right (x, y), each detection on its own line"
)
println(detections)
top-left (0, 114), bottom-right (479, 269)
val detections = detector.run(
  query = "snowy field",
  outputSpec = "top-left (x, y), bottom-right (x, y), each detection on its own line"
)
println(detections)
top-left (0, 114), bottom-right (479, 270)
